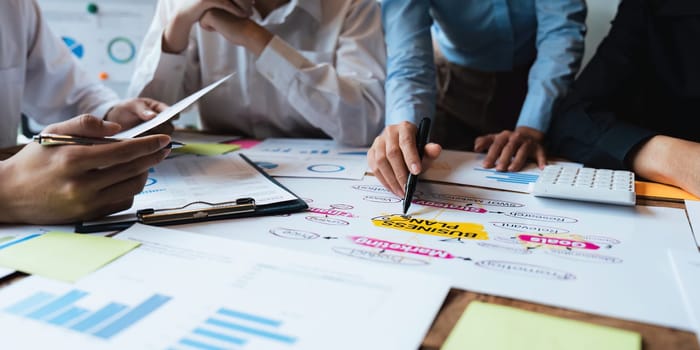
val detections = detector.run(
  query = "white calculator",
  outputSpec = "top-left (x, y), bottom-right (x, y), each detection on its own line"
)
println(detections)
top-left (530, 165), bottom-right (636, 206)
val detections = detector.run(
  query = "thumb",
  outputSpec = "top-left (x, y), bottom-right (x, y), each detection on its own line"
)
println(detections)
top-left (43, 115), bottom-right (122, 137)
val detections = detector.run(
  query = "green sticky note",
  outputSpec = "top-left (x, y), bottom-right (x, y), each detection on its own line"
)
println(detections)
top-left (173, 143), bottom-right (240, 156)
top-left (0, 232), bottom-right (140, 282)
top-left (442, 301), bottom-right (641, 350)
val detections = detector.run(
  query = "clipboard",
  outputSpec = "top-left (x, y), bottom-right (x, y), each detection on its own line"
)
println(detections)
top-left (75, 154), bottom-right (309, 233)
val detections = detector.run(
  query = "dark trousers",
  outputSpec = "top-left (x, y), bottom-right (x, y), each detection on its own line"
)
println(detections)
top-left (431, 54), bottom-right (531, 150)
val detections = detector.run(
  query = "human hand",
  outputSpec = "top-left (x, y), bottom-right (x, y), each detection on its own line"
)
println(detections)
top-left (200, 9), bottom-right (272, 56)
top-left (163, 0), bottom-right (254, 53)
top-left (474, 126), bottom-right (547, 172)
top-left (0, 115), bottom-right (171, 224)
top-left (105, 97), bottom-right (173, 135)
top-left (368, 121), bottom-right (442, 197)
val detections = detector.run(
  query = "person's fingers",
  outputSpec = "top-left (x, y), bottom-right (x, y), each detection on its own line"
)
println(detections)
top-left (369, 136), bottom-right (401, 196)
top-left (508, 141), bottom-right (532, 172)
top-left (98, 172), bottom-right (151, 203)
top-left (535, 145), bottom-right (548, 169)
top-left (474, 135), bottom-right (494, 153)
top-left (396, 123), bottom-right (420, 175)
top-left (69, 134), bottom-right (171, 171)
top-left (422, 143), bottom-right (442, 170)
top-left (376, 142), bottom-right (405, 196)
top-left (43, 114), bottom-right (121, 137)
top-left (228, 0), bottom-right (253, 16)
top-left (89, 148), bottom-right (170, 191)
top-left (140, 97), bottom-right (168, 114)
top-left (496, 136), bottom-right (522, 172)
top-left (84, 198), bottom-right (135, 222)
top-left (209, 0), bottom-right (249, 18)
top-left (483, 133), bottom-right (508, 169)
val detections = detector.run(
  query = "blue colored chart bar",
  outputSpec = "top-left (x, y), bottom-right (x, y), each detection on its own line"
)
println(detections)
top-left (0, 233), bottom-right (42, 250)
top-left (27, 290), bottom-right (88, 320)
top-left (70, 302), bottom-right (128, 332)
top-left (217, 308), bottom-right (281, 327)
top-left (5, 292), bottom-right (54, 315)
top-left (48, 307), bottom-right (88, 326)
top-left (93, 294), bottom-right (171, 339)
top-left (179, 338), bottom-right (227, 350)
top-left (206, 318), bottom-right (297, 344)
top-left (193, 328), bottom-right (246, 345)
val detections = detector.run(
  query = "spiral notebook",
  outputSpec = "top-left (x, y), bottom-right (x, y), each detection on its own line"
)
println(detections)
top-left (75, 153), bottom-right (308, 233)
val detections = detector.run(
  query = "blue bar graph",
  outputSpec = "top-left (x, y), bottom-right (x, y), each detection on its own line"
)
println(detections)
top-left (4, 289), bottom-right (171, 340)
top-left (5, 292), bottom-right (54, 315)
top-left (93, 294), bottom-right (171, 339)
top-left (70, 302), bottom-right (128, 332)
top-left (176, 308), bottom-right (297, 349)
top-left (48, 307), bottom-right (88, 326)
top-left (475, 168), bottom-right (540, 185)
top-left (27, 290), bottom-right (88, 320)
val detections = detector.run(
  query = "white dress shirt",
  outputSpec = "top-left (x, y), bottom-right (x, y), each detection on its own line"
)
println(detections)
top-left (0, 0), bottom-right (118, 148)
top-left (129, 0), bottom-right (386, 147)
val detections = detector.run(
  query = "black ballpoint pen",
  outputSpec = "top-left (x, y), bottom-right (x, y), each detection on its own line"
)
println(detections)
top-left (402, 117), bottom-right (431, 215)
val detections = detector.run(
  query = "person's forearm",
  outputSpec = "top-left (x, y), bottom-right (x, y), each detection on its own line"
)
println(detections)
top-left (217, 19), bottom-right (272, 56)
top-left (632, 135), bottom-right (700, 196)
top-left (162, 15), bottom-right (196, 54)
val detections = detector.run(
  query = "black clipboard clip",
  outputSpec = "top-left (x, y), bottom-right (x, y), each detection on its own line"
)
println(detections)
top-left (136, 197), bottom-right (256, 225)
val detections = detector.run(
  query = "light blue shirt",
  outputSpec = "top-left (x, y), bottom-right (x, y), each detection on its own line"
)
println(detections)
top-left (383, 0), bottom-right (586, 132)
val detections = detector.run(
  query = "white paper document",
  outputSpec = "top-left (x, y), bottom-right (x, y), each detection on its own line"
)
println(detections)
top-left (249, 138), bottom-right (368, 157)
top-left (114, 74), bottom-right (232, 139)
top-left (243, 151), bottom-right (368, 180)
top-left (108, 153), bottom-right (297, 219)
top-left (176, 176), bottom-right (697, 330)
top-left (0, 224), bottom-right (450, 349)
top-left (685, 200), bottom-right (700, 246)
top-left (668, 250), bottom-right (700, 345)
top-left (422, 150), bottom-right (581, 193)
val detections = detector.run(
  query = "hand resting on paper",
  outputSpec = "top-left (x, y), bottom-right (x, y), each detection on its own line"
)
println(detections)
top-left (0, 115), bottom-right (172, 224)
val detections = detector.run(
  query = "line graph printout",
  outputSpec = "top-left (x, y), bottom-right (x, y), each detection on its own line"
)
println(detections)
top-left (0, 225), bottom-right (449, 349)
top-left (176, 176), bottom-right (697, 330)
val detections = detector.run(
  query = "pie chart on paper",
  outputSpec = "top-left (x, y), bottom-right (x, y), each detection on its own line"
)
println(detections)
top-left (61, 37), bottom-right (84, 59)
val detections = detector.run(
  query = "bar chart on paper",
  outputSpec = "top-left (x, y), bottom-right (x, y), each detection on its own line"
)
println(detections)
top-left (174, 307), bottom-right (298, 350)
top-left (4, 288), bottom-right (171, 340)
top-left (473, 168), bottom-right (540, 185)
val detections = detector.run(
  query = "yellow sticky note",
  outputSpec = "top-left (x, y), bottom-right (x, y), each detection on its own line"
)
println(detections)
top-left (442, 301), bottom-right (641, 350)
top-left (173, 143), bottom-right (240, 156)
top-left (0, 232), bottom-right (140, 282)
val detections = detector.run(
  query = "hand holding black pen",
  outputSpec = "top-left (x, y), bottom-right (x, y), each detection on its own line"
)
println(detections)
top-left (402, 118), bottom-right (432, 215)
